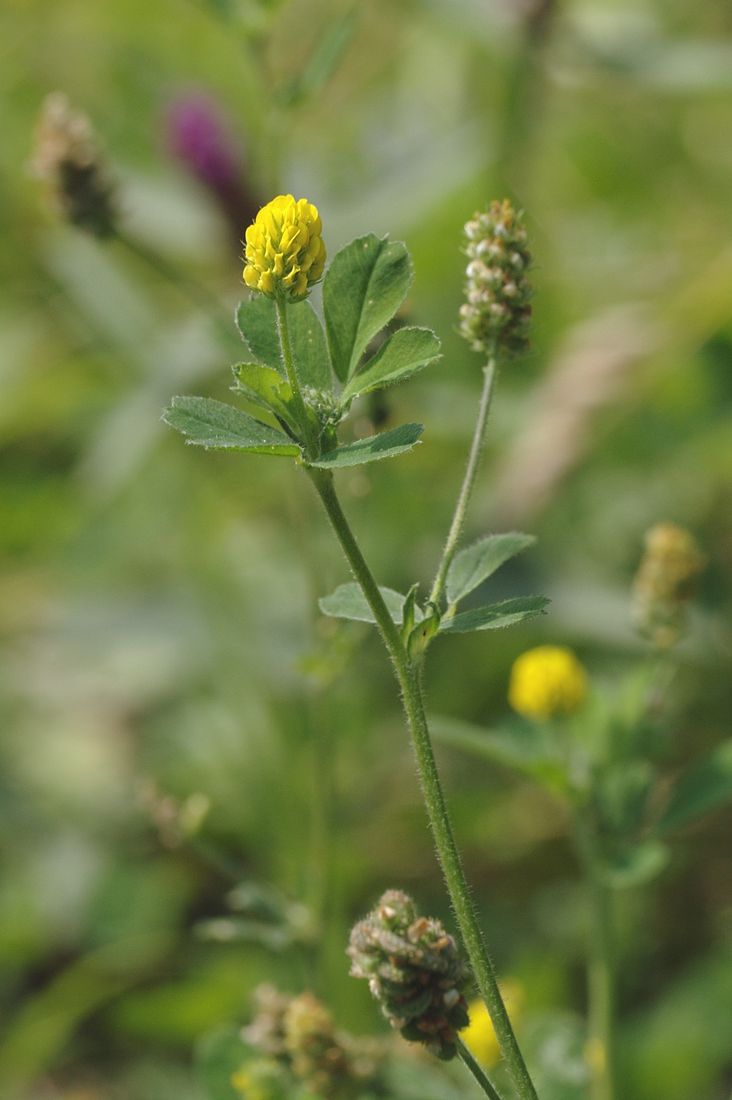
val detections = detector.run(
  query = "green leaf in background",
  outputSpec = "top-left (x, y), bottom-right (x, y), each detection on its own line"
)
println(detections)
top-left (430, 714), bottom-right (567, 788)
top-left (287, 299), bottom-right (332, 392)
top-left (231, 363), bottom-right (294, 424)
top-left (319, 581), bottom-right (421, 625)
top-left (307, 423), bottom-right (423, 468)
top-left (162, 397), bottom-right (300, 456)
top-left (341, 326), bottom-right (441, 403)
top-left (323, 234), bottom-right (412, 381)
top-left (599, 841), bottom-right (670, 889)
top-left (446, 532), bottom-right (536, 606)
top-left (236, 297), bottom-right (282, 374)
top-left (657, 740), bottom-right (732, 833)
top-left (439, 595), bottom-right (550, 633)
top-left (195, 1026), bottom-right (250, 1100)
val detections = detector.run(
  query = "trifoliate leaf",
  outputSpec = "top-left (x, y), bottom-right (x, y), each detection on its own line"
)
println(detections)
top-left (323, 234), bottom-right (412, 381)
top-left (307, 423), bottom-right (423, 468)
top-left (446, 533), bottom-right (536, 606)
top-left (341, 327), bottom-right (441, 403)
top-left (439, 595), bottom-right (549, 633)
top-left (162, 396), bottom-right (300, 456)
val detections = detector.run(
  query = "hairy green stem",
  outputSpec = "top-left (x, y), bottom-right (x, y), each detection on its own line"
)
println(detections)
top-left (307, 467), bottom-right (539, 1100)
top-left (429, 354), bottom-right (497, 609)
top-left (457, 1037), bottom-right (506, 1100)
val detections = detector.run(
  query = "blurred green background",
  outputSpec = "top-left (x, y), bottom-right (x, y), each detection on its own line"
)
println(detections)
top-left (1, 0), bottom-right (732, 1097)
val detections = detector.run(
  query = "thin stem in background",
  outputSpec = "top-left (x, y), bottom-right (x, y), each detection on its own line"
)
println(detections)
top-left (114, 229), bottom-right (236, 345)
top-left (587, 870), bottom-right (617, 1100)
top-left (307, 466), bottom-right (539, 1100)
top-left (429, 354), bottom-right (497, 610)
top-left (575, 820), bottom-right (617, 1100)
top-left (457, 1037), bottom-right (507, 1100)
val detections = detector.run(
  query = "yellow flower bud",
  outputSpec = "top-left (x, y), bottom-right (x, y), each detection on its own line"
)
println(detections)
top-left (243, 194), bottom-right (326, 301)
top-left (508, 645), bottom-right (587, 722)
top-left (462, 983), bottom-right (524, 1069)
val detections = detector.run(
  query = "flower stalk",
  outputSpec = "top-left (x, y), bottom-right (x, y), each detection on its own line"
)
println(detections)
top-left (429, 351), bottom-right (497, 612)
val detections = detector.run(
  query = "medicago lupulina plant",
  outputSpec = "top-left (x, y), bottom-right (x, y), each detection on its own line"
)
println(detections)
top-left (163, 194), bottom-right (545, 1100)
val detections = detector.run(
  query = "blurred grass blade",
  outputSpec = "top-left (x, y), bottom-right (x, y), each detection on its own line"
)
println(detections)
top-left (278, 7), bottom-right (357, 107)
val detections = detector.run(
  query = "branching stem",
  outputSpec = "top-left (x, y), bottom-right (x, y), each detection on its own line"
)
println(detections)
top-left (306, 466), bottom-right (539, 1100)
top-left (457, 1037), bottom-right (507, 1100)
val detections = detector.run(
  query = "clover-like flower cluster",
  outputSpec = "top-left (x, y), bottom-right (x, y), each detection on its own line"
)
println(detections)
top-left (347, 889), bottom-right (470, 1061)
top-left (633, 523), bottom-right (705, 650)
top-left (243, 194), bottom-right (326, 301)
top-left (31, 92), bottom-right (117, 238)
top-left (508, 645), bottom-right (587, 722)
top-left (238, 985), bottom-right (382, 1100)
top-left (459, 199), bottom-right (532, 357)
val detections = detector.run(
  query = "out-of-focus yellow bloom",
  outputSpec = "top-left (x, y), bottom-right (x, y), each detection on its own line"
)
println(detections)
top-left (633, 522), bottom-right (705, 649)
top-left (461, 982), bottom-right (524, 1068)
top-left (509, 645), bottom-right (587, 721)
top-left (243, 194), bottom-right (326, 301)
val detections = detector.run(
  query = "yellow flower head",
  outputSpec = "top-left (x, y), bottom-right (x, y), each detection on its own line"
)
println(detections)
top-left (508, 645), bottom-right (587, 722)
top-left (243, 194), bottom-right (326, 301)
top-left (462, 983), bottom-right (524, 1069)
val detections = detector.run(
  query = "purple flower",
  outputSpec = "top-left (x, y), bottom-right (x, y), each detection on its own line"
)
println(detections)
top-left (165, 90), bottom-right (259, 249)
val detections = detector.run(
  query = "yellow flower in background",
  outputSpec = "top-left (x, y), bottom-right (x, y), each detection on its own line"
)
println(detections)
top-left (508, 645), bottom-right (587, 721)
top-left (243, 194), bottom-right (326, 301)
top-left (462, 982), bottom-right (524, 1068)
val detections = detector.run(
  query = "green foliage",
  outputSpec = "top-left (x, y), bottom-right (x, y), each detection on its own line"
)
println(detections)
top-left (341, 327), bottom-right (441, 403)
top-left (430, 715), bottom-right (567, 788)
top-left (287, 299), bottom-right (332, 392)
top-left (319, 582), bottom-right (419, 625)
top-left (196, 1027), bottom-right (249, 1100)
top-left (231, 363), bottom-right (295, 426)
top-left (323, 235), bottom-right (412, 382)
top-left (236, 298), bottom-right (283, 374)
top-left (657, 740), bottom-right (732, 833)
top-left (599, 841), bottom-right (670, 889)
top-left (446, 533), bottom-right (536, 606)
top-left (306, 423), bottom-right (423, 467)
top-left (162, 397), bottom-right (300, 455)
top-left (439, 595), bottom-right (550, 633)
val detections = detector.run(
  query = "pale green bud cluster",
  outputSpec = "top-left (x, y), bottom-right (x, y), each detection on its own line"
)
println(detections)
top-left (347, 890), bottom-right (470, 1061)
top-left (459, 199), bottom-right (532, 357)
top-left (239, 985), bottom-right (383, 1100)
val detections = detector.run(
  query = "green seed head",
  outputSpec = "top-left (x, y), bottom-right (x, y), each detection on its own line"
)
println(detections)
top-left (347, 890), bottom-right (470, 1061)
